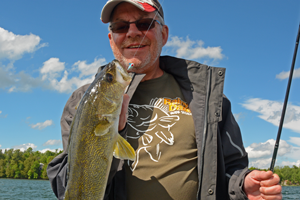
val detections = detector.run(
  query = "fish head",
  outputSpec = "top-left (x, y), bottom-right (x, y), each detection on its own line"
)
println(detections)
top-left (93, 59), bottom-right (132, 115)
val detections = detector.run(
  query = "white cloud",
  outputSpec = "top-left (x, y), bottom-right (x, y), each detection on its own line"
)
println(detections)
top-left (43, 139), bottom-right (62, 146)
top-left (289, 137), bottom-right (300, 146)
top-left (245, 139), bottom-right (300, 168)
top-left (0, 26), bottom-right (107, 94)
top-left (242, 98), bottom-right (300, 133)
top-left (30, 120), bottom-right (53, 130)
top-left (1, 56), bottom-right (105, 93)
top-left (40, 57), bottom-right (65, 80)
top-left (0, 144), bottom-right (1, 148)
top-left (39, 148), bottom-right (63, 153)
top-left (12, 143), bottom-right (37, 152)
top-left (0, 27), bottom-right (50, 92)
top-left (165, 36), bottom-right (224, 61)
top-left (0, 111), bottom-right (1, 114)
top-left (8, 86), bottom-right (16, 93)
top-left (276, 68), bottom-right (300, 80)
top-left (73, 57), bottom-right (106, 78)
top-left (1, 148), bottom-right (10, 153)
top-left (40, 57), bottom-right (106, 93)
top-left (246, 139), bottom-right (291, 159)
top-left (281, 160), bottom-right (300, 167)
top-left (0, 61), bottom-right (48, 93)
top-left (0, 27), bottom-right (47, 60)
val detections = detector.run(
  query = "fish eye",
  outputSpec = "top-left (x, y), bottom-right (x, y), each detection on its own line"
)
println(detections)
top-left (106, 73), bottom-right (114, 82)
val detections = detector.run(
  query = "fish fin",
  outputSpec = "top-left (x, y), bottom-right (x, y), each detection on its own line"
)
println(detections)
top-left (94, 123), bottom-right (111, 136)
top-left (113, 134), bottom-right (136, 161)
top-left (94, 115), bottom-right (114, 136)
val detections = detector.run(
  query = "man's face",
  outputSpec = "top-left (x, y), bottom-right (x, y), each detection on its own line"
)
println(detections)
top-left (108, 2), bottom-right (168, 74)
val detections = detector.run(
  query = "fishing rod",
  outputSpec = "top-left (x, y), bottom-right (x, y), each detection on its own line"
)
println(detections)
top-left (270, 23), bottom-right (300, 172)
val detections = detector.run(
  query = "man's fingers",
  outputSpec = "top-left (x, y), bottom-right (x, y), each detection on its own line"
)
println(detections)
top-left (244, 170), bottom-right (282, 200)
top-left (260, 173), bottom-right (280, 187)
top-left (260, 192), bottom-right (283, 200)
top-left (251, 170), bottom-right (273, 181)
top-left (260, 184), bottom-right (282, 195)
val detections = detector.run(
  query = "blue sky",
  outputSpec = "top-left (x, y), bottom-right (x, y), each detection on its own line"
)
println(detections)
top-left (0, 0), bottom-right (300, 169)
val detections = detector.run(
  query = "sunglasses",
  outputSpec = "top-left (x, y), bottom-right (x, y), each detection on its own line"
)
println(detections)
top-left (109, 18), bottom-right (162, 33)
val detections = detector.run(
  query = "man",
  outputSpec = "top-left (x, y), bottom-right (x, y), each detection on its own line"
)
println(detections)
top-left (47, 0), bottom-right (282, 199)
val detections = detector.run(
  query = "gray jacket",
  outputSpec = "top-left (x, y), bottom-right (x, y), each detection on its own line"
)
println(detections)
top-left (47, 56), bottom-right (250, 200)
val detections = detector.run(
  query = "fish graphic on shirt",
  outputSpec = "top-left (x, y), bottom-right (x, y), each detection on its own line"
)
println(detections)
top-left (127, 98), bottom-right (180, 171)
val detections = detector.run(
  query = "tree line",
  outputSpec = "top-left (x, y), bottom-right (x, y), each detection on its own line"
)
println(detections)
top-left (0, 148), bottom-right (62, 180)
top-left (249, 166), bottom-right (300, 186)
top-left (1, 148), bottom-right (299, 185)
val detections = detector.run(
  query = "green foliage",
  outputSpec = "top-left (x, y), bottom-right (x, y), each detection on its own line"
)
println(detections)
top-left (28, 169), bottom-right (33, 179)
top-left (0, 148), bottom-right (62, 180)
top-left (41, 164), bottom-right (49, 180)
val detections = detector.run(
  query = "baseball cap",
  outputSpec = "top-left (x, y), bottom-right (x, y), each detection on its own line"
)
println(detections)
top-left (101, 0), bottom-right (164, 23)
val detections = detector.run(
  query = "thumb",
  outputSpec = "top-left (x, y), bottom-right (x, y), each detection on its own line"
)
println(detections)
top-left (118, 94), bottom-right (130, 131)
top-left (122, 94), bottom-right (130, 109)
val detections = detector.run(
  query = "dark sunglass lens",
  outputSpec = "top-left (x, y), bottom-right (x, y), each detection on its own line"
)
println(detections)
top-left (136, 19), bottom-right (155, 31)
top-left (111, 22), bottom-right (129, 33)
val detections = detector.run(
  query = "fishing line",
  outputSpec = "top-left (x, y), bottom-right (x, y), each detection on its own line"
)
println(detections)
top-left (128, 0), bottom-right (165, 70)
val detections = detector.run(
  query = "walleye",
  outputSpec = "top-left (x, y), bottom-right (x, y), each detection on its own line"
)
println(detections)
top-left (64, 60), bottom-right (135, 200)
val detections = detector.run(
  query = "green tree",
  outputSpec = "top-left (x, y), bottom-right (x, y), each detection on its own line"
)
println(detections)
top-left (27, 169), bottom-right (33, 179)
top-left (23, 155), bottom-right (36, 179)
top-left (0, 159), bottom-right (6, 178)
top-left (41, 164), bottom-right (48, 179)
top-left (12, 149), bottom-right (23, 161)
top-left (4, 149), bottom-right (14, 161)
top-left (0, 148), bottom-right (65, 180)
top-left (0, 150), bottom-right (5, 160)
top-left (23, 147), bottom-right (33, 159)
top-left (30, 160), bottom-right (40, 179)
top-left (5, 164), bottom-right (13, 178)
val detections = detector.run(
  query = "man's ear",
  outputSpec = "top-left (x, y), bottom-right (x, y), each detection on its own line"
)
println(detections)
top-left (108, 32), bottom-right (114, 48)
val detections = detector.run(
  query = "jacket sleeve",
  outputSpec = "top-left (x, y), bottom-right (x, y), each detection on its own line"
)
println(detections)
top-left (218, 96), bottom-right (251, 200)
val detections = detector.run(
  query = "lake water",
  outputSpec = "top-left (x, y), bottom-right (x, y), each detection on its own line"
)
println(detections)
top-left (0, 179), bottom-right (299, 199)
top-left (282, 186), bottom-right (300, 200)
top-left (0, 179), bottom-right (56, 200)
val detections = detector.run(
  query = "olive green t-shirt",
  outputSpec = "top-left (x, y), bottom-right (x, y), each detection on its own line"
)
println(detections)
top-left (125, 72), bottom-right (198, 200)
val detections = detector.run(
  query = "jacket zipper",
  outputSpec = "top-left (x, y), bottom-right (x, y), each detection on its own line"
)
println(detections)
top-left (197, 67), bottom-right (212, 199)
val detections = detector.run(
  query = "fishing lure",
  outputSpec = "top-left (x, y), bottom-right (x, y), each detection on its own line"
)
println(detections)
top-left (128, 63), bottom-right (134, 70)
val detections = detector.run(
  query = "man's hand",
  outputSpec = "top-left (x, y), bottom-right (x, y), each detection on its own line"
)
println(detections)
top-left (118, 94), bottom-right (130, 131)
top-left (243, 170), bottom-right (282, 200)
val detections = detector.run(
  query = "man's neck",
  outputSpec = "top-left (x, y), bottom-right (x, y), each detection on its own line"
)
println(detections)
top-left (141, 66), bottom-right (164, 82)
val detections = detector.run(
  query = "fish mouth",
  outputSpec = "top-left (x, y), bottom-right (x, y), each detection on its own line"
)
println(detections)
top-left (114, 60), bottom-right (132, 87)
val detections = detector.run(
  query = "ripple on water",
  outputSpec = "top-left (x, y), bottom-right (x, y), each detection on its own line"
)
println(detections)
top-left (0, 179), bottom-right (57, 200)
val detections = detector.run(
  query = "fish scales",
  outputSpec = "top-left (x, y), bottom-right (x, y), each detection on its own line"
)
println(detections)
top-left (64, 60), bottom-right (136, 200)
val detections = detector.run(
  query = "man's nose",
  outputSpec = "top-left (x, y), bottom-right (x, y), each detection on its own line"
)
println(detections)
top-left (126, 23), bottom-right (142, 38)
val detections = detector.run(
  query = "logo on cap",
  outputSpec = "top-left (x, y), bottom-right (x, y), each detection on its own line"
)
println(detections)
top-left (134, 0), bottom-right (155, 6)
